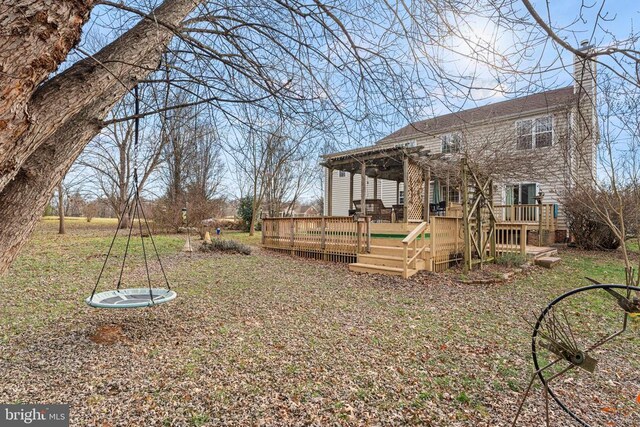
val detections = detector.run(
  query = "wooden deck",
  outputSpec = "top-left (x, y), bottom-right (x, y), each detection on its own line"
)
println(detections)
top-left (262, 216), bottom-right (557, 278)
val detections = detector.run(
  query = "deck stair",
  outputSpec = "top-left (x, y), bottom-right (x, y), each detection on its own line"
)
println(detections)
top-left (526, 247), bottom-right (558, 260)
top-left (348, 222), bottom-right (430, 278)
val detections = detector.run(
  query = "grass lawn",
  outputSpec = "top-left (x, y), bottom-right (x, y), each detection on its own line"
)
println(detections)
top-left (0, 218), bottom-right (638, 426)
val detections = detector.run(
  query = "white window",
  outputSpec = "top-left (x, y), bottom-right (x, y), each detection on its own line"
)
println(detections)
top-left (448, 187), bottom-right (460, 204)
top-left (398, 190), bottom-right (405, 204)
top-left (338, 170), bottom-right (346, 177)
top-left (441, 133), bottom-right (462, 153)
top-left (516, 116), bottom-right (553, 149)
top-left (506, 183), bottom-right (538, 205)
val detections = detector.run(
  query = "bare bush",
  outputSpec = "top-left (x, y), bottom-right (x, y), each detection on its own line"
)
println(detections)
top-left (564, 192), bottom-right (621, 250)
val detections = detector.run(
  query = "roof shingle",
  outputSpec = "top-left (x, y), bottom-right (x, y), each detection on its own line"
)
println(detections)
top-left (379, 86), bottom-right (575, 144)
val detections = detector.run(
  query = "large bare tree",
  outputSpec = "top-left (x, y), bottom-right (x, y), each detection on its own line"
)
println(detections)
top-left (3, 0), bottom-right (640, 275)
top-left (0, 0), bottom-right (199, 272)
top-left (80, 91), bottom-right (165, 228)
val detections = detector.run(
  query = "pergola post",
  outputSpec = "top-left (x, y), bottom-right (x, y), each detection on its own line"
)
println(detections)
top-left (446, 174), bottom-right (450, 205)
top-left (424, 166), bottom-right (431, 222)
top-left (349, 171), bottom-right (354, 211)
top-left (396, 180), bottom-right (400, 204)
top-left (327, 167), bottom-right (334, 216)
top-left (373, 176), bottom-right (378, 200)
top-left (360, 162), bottom-right (367, 215)
top-left (402, 155), bottom-right (408, 223)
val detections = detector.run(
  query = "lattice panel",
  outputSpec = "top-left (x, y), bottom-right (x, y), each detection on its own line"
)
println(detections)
top-left (406, 158), bottom-right (424, 221)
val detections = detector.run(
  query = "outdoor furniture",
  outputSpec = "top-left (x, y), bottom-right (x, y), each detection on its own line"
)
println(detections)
top-left (430, 201), bottom-right (447, 216)
top-left (392, 204), bottom-right (404, 222)
top-left (353, 199), bottom-right (392, 222)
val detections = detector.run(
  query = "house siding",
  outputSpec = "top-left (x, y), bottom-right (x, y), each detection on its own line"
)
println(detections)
top-left (325, 106), bottom-right (585, 230)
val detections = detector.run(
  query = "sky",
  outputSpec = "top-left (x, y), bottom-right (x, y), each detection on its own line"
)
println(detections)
top-left (62, 0), bottom-right (640, 204)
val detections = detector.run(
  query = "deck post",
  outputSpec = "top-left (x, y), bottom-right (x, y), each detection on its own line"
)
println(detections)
top-left (396, 180), bottom-right (400, 204)
top-left (349, 171), bottom-right (354, 212)
top-left (520, 224), bottom-right (527, 255)
top-left (461, 160), bottom-right (471, 272)
top-left (360, 162), bottom-right (367, 215)
top-left (321, 216), bottom-right (327, 254)
top-left (290, 217), bottom-right (295, 255)
top-left (537, 193), bottom-right (544, 246)
top-left (430, 217), bottom-right (436, 271)
top-left (424, 166), bottom-right (431, 222)
top-left (489, 179), bottom-right (496, 260)
top-left (327, 167), bottom-right (334, 216)
top-left (402, 156), bottom-right (408, 223)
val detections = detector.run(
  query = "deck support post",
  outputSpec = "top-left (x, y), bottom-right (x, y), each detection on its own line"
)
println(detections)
top-left (349, 171), bottom-right (354, 212)
top-left (290, 216), bottom-right (295, 256)
top-left (489, 180), bottom-right (496, 260)
top-left (520, 224), bottom-right (527, 255)
top-left (327, 167), bottom-right (334, 216)
top-left (424, 166), bottom-right (431, 222)
top-left (402, 156), bottom-right (408, 223)
top-left (537, 192), bottom-right (544, 246)
top-left (462, 160), bottom-right (471, 273)
top-left (321, 216), bottom-right (327, 260)
top-left (360, 162), bottom-right (367, 216)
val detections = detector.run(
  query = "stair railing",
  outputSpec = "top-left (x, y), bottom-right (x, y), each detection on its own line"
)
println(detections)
top-left (402, 221), bottom-right (428, 278)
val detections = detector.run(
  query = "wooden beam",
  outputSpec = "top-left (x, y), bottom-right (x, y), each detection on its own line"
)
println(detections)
top-left (403, 156), bottom-right (408, 223)
top-left (327, 167), bottom-right (333, 216)
top-left (396, 180), bottom-right (400, 204)
top-left (360, 162), bottom-right (366, 215)
top-left (349, 171), bottom-right (354, 211)
top-left (424, 166), bottom-right (431, 222)
top-left (373, 176), bottom-right (378, 200)
top-left (462, 160), bottom-right (471, 272)
top-left (489, 179), bottom-right (496, 259)
top-left (446, 174), bottom-right (450, 205)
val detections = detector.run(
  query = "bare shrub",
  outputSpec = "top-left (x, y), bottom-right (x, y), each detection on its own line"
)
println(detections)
top-left (564, 192), bottom-right (621, 250)
top-left (200, 239), bottom-right (252, 255)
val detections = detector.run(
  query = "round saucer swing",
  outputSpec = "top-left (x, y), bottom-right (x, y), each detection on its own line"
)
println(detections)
top-left (86, 86), bottom-right (176, 309)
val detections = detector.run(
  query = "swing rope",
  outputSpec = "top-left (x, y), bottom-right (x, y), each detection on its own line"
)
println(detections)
top-left (88, 84), bottom-right (172, 306)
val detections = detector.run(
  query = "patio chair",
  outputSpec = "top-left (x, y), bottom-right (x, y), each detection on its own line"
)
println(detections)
top-left (393, 204), bottom-right (404, 222)
top-left (352, 199), bottom-right (392, 222)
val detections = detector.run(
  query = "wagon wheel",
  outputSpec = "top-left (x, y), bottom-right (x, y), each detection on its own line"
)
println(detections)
top-left (514, 284), bottom-right (640, 426)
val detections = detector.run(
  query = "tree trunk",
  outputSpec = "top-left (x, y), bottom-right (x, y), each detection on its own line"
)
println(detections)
top-left (250, 187), bottom-right (259, 236)
top-left (57, 182), bottom-right (65, 235)
top-left (0, 0), bottom-right (93, 175)
top-left (0, 0), bottom-right (200, 274)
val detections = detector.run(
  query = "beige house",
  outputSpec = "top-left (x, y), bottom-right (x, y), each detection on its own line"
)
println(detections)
top-left (322, 43), bottom-right (598, 242)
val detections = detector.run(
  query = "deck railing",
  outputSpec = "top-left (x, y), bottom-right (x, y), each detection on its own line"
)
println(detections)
top-left (261, 216), bottom-right (370, 262)
top-left (494, 223), bottom-right (528, 256)
top-left (494, 203), bottom-right (556, 229)
top-left (429, 216), bottom-right (463, 272)
top-left (401, 221), bottom-right (428, 278)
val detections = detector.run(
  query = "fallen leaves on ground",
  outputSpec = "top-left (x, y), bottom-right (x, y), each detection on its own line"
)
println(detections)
top-left (0, 220), bottom-right (638, 426)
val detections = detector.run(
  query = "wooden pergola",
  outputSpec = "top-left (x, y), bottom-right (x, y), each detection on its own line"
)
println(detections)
top-left (321, 145), bottom-right (435, 222)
